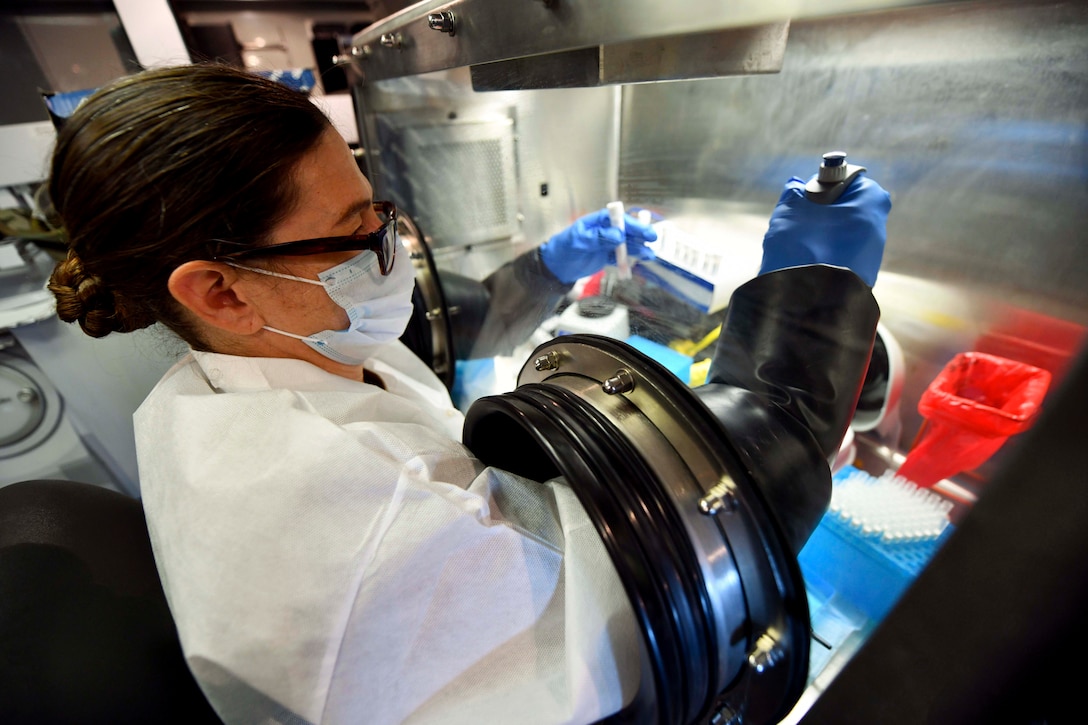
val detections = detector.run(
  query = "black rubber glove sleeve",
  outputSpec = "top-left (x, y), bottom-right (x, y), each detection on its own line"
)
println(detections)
top-left (446, 247), bottom-right (572, 360)
top-left (694, 265), bottom-right (880, 553)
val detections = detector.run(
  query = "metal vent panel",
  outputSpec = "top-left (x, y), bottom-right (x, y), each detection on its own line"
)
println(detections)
top-left (402, 119), bottom-right (517, 247)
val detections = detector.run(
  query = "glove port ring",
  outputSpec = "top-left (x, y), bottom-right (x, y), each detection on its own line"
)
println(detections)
top-left (463, 334), bottom-right (810, 724)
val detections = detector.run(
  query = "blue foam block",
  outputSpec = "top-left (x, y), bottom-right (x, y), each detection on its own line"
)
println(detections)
top-left (624, 335), bottom-right (693, 384)
top-left (452, 358), bottom-right (496, 413)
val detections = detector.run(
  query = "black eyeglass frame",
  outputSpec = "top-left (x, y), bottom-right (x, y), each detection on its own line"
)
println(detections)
top-left (208, 201), bottom-right (398, 276)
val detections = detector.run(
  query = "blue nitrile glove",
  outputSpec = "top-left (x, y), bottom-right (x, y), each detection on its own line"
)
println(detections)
top-left (758, 174), bottom-right (892, 287)
top-left (540, 208), bottom-right (658, 284)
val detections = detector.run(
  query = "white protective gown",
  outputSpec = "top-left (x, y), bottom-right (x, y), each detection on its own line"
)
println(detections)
top-left (134, 341), bottom-right (640, 725)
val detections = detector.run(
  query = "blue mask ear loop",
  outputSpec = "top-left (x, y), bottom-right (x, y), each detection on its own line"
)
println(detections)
top-left (261, 326), bottom-right (324, 343)
top-left (224, 261), bottom-right (326, 287)
top-left (223, 261), bottom-right (330, 342)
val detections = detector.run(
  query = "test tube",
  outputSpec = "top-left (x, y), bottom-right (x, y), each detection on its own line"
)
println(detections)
top-left (607, 201), bottom-right (630, 280)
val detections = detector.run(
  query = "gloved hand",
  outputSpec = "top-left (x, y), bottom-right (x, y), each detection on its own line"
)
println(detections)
top-left (540, 208), bottom-right (658, 284)
top-left (758, 174), bottom-right (892, 287)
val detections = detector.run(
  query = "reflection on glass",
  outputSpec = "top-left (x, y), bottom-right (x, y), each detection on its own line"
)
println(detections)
top-left (0, 12), bottom-right (138, 125)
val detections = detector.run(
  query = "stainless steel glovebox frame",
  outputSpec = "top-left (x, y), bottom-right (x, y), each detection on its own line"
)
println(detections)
top-left (399, 211), bottom-right (456, 388)
top-left (346, 0), bottom-right (939, 89)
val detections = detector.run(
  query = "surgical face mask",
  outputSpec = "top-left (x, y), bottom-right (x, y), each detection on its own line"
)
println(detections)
top-left (229, 244), bottom-right (416, 366)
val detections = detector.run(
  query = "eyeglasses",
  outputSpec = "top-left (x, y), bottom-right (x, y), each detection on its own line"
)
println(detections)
top-left (209, 201), bottom-right (398, 276)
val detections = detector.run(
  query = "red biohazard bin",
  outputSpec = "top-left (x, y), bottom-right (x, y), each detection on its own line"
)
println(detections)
top-left (896, 352), bottom-right (1051, 488)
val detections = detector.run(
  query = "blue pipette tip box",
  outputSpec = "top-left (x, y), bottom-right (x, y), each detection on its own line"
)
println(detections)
top-left (798, 465), bottom-right (956, 622)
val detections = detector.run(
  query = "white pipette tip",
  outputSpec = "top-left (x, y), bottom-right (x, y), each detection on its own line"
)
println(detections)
top-left (607, 201), bottom-right (631, 280)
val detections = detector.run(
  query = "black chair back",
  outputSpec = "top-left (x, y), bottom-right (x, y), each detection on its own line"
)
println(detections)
top-left (0, 479), bottom-right (221, 724)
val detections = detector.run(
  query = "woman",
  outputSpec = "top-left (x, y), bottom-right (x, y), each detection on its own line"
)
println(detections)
top-left (45, 63), bottom-right (890, 724)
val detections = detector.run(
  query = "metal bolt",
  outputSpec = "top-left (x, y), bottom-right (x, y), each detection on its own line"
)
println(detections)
top-left (380, 32), bottom-right (404, 49)
top-left (17, 387), bottom-right (38, 404)
top-left (601, 369), bottom-right (635, 395)
top-left (747, 633), bottom-right (783, 673)
top-left (350, 44), bottom-right (371, 58)
top-left (709, 703), bottom-right (741, 725)
top-left (533, 351), bottom-right (562, 371)
top-left (698, 476), bottom-right (738, 515)
top-left (427, 11), bottom-right (457, 36)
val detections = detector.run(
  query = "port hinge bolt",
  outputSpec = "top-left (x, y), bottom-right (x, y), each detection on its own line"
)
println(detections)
top-left (698, 476), bottom-right (738, 515)
top-left (601, 368), bottom-right (635, 395)
top-left (748, 633), bottom-right (784, 673)
top-left (708, 702), bottom-right (741, 725)
top-left (533, 351), bottom-right (562, 371)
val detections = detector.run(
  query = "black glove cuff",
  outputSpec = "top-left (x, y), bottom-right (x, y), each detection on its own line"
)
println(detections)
top-left (696, 265), bottom-right (880, 552)
top-left (707, 265), bottom-right (880, 460)
top-left (693, 383), bottom-right (831, 554)
top-left (525, 246), bottom-right (576, 291)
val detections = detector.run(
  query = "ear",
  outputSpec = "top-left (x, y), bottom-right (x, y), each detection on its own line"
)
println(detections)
top-left (168, 261), bottom-right (265, 335)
